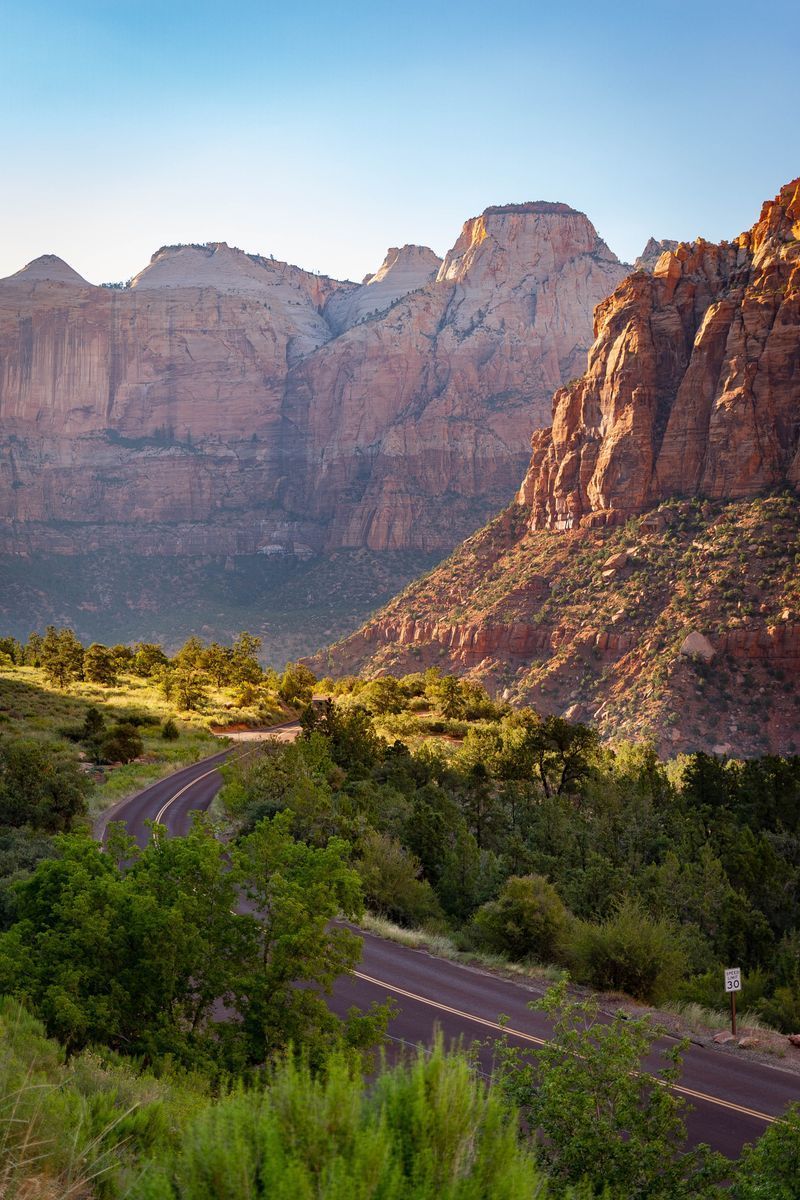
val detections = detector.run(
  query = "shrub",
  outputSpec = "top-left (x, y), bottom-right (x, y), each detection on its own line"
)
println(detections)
top-left (356, 829), bottom-right (443, 928)
top-left (131, 1040), bottom-right (543, 1199)
top-left (759, 986), bottom-right (800, 1034)
top-left (731, 1103), bottom-right (800, 1199)
top-left (162, 718), bottom-right (180, 741)
top-left (471, 874), bottom-right (570, 963)
top-left (568, 897), bottom-right (687, 1002)
top-left (100, 724), bottom-right (144, 764)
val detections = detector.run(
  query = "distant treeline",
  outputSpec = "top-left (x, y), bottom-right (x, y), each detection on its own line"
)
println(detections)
top-left (0, 627), bottom-right (317, 710)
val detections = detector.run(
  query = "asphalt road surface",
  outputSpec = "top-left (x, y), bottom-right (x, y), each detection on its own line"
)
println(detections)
top-left (99, 735), bottom-right (800, 1159)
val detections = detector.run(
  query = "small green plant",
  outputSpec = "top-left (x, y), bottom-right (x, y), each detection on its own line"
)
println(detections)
top-left (161, 717), bottom-right (180, 741)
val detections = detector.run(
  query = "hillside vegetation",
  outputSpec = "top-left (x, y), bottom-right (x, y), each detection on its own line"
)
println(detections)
top-left (1, 659), bottom-right (800, 1194)
top-left (315, 493), bottom-right (800, 756)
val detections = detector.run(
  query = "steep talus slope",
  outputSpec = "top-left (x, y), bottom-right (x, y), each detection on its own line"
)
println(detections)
top-left (314, 180), bottom-right (800, 753)
top-left (0, 204), bottom-right (628, 648)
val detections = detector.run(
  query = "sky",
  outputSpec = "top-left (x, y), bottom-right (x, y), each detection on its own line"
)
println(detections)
top-left (1, 0), bottom-right (798, 284)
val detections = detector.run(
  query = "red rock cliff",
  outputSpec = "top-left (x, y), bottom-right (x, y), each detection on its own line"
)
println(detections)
top-left (518, 179), bottom-right (800, 531)
top-left (0, 207), bottom-right (628, 560)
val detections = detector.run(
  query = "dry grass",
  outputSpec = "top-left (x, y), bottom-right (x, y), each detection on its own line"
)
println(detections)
top-left (0, 665), bottom-right (289, 817)
top-left (358, 912), bottom-right (563, 988)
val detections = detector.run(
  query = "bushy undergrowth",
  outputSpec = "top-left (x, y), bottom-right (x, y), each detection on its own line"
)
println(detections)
top-left (0, 997), bottom-right (551, 1200)
top-left (223, 683), bottom-right (800, 1023)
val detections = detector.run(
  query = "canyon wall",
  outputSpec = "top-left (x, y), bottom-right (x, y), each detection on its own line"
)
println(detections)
top-left (315, 180), bottom-right (800, 754)
top-left (518, 179), bottom-right (800, 531)
top-left (0, 205), bottom-right (628, 563)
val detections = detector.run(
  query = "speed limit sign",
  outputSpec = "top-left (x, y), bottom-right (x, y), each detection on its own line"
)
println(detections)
top-left (724, 967), bottom-right (741, 993)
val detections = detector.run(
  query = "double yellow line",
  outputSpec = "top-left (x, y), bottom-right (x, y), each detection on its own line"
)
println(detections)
top-left (147, 746), bottom-right (781, 1131)
top-left (353, 970), bottom-right (778, 1125)
top-left (153, 731), bottom-right (292, 827)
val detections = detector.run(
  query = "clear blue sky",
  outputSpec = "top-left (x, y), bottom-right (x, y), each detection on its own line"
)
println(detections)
top-left (1, 0), bottom-right (797, 284)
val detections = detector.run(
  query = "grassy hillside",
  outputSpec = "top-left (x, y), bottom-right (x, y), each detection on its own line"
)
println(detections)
top-left (0, 665), bottom-right (287, 818)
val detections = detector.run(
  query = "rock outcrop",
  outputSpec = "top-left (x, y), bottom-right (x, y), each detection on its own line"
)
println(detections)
top-left (314, 181), bottom-right (800, 754)
top-left (0, 204), bottom-right (628, 567)
top-left (519, 178), bottom-right (800, 532)
top-left (634, 237), bottom-right (679, 272)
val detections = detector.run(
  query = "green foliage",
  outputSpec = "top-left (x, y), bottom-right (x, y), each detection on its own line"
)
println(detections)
top-left (356, 829), bottom-right (444, 927)
top-left (161, 717), bottom-right (180, 741)
top-left (100, 723), bottom-right (144, 764)
top-left (731, 1104), bottom-right (800, 1200)
top-left (0, 816), bottom-right (387, 1070)
top-left (40, 625), bottom-right (85, 689)
top-left (132, 1039), bottom-right (546, 1200)
top-left (471, 874), bottom-right (570, 962)
top-left (568, 898), bottom-right (687, 1003)
top-left (494, 980), bottom-right (727, 1197)
top-left (84, 643), bottom-right (119, 686)
top-left (0, 738), bottom-right (89, 832)
top-left (133, 642), bottom-right (169, 676)
top-left (279, 661), bottom-right (317, 707)
top-left (160, 663), bottom-right (209, 712)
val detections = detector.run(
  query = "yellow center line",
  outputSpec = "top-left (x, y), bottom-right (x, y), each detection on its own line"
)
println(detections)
top-left (149, 750), bottom-right (780, 1130)
top-left (352, 970), bottom-right (778, 1125)
top-left (153, 764), bottom-right (224, 826)
top-left (152, 733), bottom-right (291, 827)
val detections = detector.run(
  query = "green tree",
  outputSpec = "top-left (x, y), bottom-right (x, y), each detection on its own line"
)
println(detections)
top-left (568, 897), bottom-right (687, 1003)
top-left (161, 663), bottom-right (208, 711)
top-left (0, 819), bottom-right (387, 1070)
top-left (100, 723), bottom-right (144, 763)
top-left (360, 675), bottom-right (406, 715)
top-left (40, 626), bottom-right (84, 690)
top-left (134, 642), bottom-right (169, 676)
top-left (174, 635), bottom-right (205, 666)
top-left (83, 642), bottom-right (118, 685)
top-left (0, 740), bottom-right (88, 832)
top-left (232, 812), bottom-right (383, 1062)
top-left (471, 873), bottom-right (570, 962)
top-left (494, 979), bottom-right (726, 1198)
top-left (110, 642), bottom-right (135, 671)
top-left (432, 674), bottom-right (466, 718)
top-left (24, 631), bottom-right (43, 667)
top-left (731, 1103), bottom-right (800, 1199)
top-left (278, 661), bottom-right (317, 708)
top-left (201, 642), bottom-right (232, 688)
top-left (230, 631), bottom-right (263, 685)
top-left (356, 828), bottom-right (443, 927)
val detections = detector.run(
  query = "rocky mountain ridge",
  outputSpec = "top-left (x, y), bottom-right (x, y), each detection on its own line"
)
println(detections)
top-left (0, 201), bottom-right (630, 648)
top-left (313, 179), bottom-right (800, 753)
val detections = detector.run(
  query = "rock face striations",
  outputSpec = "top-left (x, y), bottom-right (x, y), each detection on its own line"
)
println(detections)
top-left (315, 180), bottom-right (800, 754)
top-left (519, 179), bottom-right (800, 532)
top-left (0, 205), bottom-right (628, 649)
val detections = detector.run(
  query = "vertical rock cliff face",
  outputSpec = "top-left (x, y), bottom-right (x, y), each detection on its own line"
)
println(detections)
top-left (0, 205), bottom-right (628, 568)
top-left (314, 181), bottom-right (800, 754)
top-left (281, 204), bottom-right (628, 551)
top-left (519, 178), bottom-right (800, 531)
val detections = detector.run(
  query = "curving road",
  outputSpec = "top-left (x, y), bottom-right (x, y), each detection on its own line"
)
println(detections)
top-left (98, 736), bottom-right (800, 1159)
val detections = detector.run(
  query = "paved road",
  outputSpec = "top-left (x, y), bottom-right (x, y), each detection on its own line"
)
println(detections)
top-left (99, 737), bottom-right (800, 1159)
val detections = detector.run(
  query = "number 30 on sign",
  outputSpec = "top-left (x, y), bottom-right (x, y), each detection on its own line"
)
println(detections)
top-left (724, 967), bottom-right (741, 992)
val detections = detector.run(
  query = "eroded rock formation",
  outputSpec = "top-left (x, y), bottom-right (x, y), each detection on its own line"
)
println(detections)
top-left (0, 206), bottom-right (628, 564)
top-left (314, 181), bottom-right (800, 754)
top-left (519, 178), bottom-right (800, 531)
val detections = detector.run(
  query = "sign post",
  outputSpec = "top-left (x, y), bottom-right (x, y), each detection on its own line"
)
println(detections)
top-left (724, 967), bottom-right (741, 1036)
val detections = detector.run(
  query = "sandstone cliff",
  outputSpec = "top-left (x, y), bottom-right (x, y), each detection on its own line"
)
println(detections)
top-left (519, 179), bottom-right (800, 531)
top-left (314, 180), bottom-right (800, 755)
top-left (0, 205), bottom-right (627, 565)
top-left (633, 237), bottom-right (679, 272)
